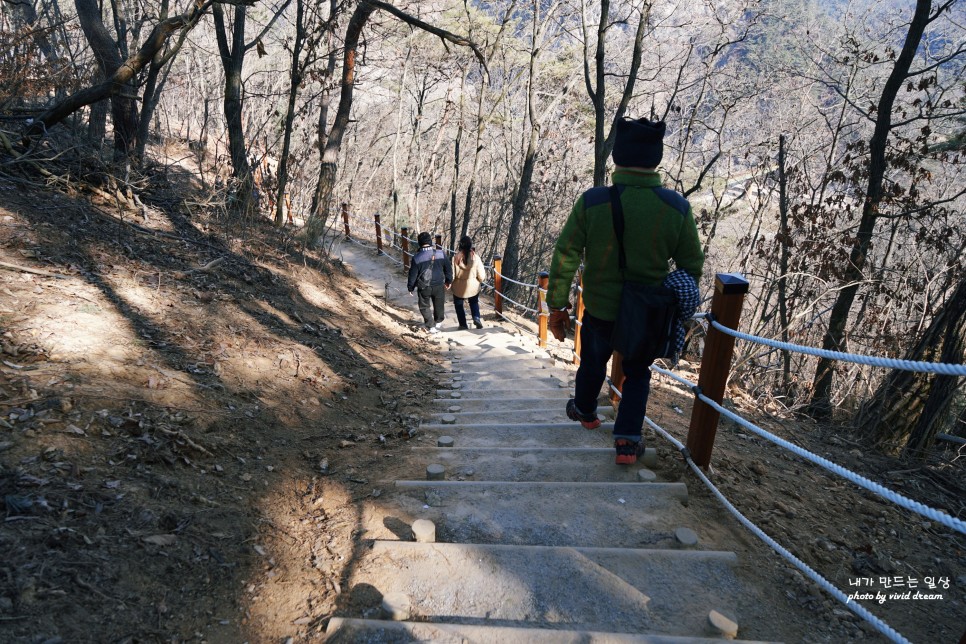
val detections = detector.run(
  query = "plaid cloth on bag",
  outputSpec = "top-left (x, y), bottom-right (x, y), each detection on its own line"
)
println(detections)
top-left (663, 269), bottom-right (700, 361)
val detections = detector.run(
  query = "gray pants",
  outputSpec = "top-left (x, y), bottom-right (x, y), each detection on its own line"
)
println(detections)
top-left (417, 283), bottom-right (445, 328)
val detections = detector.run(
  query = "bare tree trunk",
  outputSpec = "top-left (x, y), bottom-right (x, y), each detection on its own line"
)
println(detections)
top-left (212, 3), bottom-right (251, 190)
top-left (807, 0), bottom-right (934, 419)
top-left (305, 0), bottom-right (485, 244)
top-left (74, 0), bottom-right (137, 159)
top-left (583, 0), bottom-right (648, 186)
top-left (855, 278), bottom-right (966, 456)
top-left (26, 7), bottom-right (205, 141)
top-left (275, 0), bottom-right (307, 226)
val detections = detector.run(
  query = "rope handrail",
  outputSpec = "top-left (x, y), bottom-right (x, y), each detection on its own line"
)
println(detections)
top-left (642, 413), bottom-right (911, 644)
top-left (710, 319), bottom-right (966, 376)
top-left (646, 364), bottom-right (965, 534)
top-left (493, 269), bottom-right (539, 290)
top-left (602, 372), bottom-right (911, 643)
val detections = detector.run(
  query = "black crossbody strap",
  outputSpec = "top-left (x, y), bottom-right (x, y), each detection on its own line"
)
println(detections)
top-left (609, 185), bottom-right (627, 275)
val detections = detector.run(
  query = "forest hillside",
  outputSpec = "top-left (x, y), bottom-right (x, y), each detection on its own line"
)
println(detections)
top-left (1, 0), bottom-right (965, 641)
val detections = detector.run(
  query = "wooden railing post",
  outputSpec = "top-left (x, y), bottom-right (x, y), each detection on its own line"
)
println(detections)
top-left (574, 270), bottom-right (585, 365)
top-left (374, 213), bottom-right (383, 254)
top-left (493, 255), bottom-right (504, 315)
top-left (401, 227), bottom-right (410, 269)
top-left (686, 273), bottom-right (750, 467)
top-left (341, 203), bottom-right (350, 238)
top-left (538, 271), bottom-right (549, 347)
top-left (434, 233), bottom-right (443, 250)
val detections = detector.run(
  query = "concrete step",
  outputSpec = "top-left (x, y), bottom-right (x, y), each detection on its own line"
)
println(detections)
top-left (413, 424), bottom-right (613, 448)
top-left (325, 618), bottom-right (775, 643)
top-left (364, 480), bottom-right (688, 547)
top-left (425, 407), bottom-right (614, 424)
top-left (445, 369), bottom-right (575, 381)
top-left (406, 447), bottom-right (651, 482)
top-left (431, 397), bottom-right (609, 412)
top-left (436, 387), bottom-right (575, 399)
top-left (446, 346), bottom-right (552, 361)
top-left (443, 376), bottom-right (572, 392)
top-left (345, 542), bottom-right (741, 637)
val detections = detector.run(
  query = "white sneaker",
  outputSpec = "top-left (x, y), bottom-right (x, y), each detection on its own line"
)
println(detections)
top-left (428, 327), bottom-right (440, 334)
top-left (434, 322), bottom-right (442, 330)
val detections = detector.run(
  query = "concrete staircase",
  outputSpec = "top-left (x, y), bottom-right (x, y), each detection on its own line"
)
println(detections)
top-left (325, 329), bottom-right (779, 643)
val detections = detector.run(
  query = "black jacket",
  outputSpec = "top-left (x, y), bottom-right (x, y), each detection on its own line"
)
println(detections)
top-left (407, 246), bottom-right (452, 291)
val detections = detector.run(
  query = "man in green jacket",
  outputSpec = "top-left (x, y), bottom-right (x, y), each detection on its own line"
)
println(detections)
top-left (547, 117), bottom-right (704, 465)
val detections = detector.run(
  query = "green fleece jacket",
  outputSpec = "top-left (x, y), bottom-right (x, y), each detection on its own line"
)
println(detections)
top-left (547, 169), bottom-right (704, 321)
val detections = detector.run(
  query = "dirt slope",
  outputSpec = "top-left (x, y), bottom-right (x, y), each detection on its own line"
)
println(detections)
top-left (0, 157), bottom-right (963, 643)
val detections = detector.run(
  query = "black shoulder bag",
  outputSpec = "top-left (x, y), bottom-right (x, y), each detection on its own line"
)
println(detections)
top-left (609, 185), bottom-right (678, 364)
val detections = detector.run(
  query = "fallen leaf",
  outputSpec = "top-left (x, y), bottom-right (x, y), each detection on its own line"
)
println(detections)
top-left (142, 534), bottom-right (177, 546)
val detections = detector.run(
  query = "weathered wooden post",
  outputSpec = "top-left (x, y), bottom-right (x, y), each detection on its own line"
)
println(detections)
top-left (686, 273), bottom-right (749, 467)
top-left (341, 203), bottom-right (350, 238)
top-left (374, 213), bottom-right (384, 254)
top-left (574, 270), bottom-right (585, 365)
top-left (538, 271), bottom-right (549, 347)
top-left (493, 255), bottom-right (504, 315)
top-left (401, 227), bottom-right (410, 270)
top-left (284, 193), bottom-right (293, 225)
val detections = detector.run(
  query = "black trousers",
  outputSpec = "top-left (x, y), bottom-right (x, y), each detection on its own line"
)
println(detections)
top-left (417, 283), bottom-right (446, 328)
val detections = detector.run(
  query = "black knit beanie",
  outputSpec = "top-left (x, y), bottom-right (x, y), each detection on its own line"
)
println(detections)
top-left (417, 231), bottom-right (432, 247)
top-left (612, 117), bottom-right (666, 168)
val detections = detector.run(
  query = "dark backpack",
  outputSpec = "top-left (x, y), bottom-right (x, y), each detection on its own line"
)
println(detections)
top-left (416, 250), bottom-right (437, 288)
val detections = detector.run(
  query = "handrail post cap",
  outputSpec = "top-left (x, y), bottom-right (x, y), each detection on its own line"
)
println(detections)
top-left (715, 273), bottom-right (749, 295)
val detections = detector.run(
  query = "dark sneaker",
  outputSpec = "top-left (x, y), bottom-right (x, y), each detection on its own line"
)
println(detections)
top-left (615, 439), bottom-right (644, 465)
top-left (473, 317), bottom-right (483, 329)
top-left (566, 399), bottom-right (601, 429)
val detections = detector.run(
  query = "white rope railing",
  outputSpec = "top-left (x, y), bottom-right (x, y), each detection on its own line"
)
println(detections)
top-left (599, 376), bottom-right (913, 643)
top-left (647, 364), bottom-right (965, 534)
top-left (641, 411), bottom-right (911, 644)
top-left (710, 319), bottom-right (966, 376)
top-left (493, 271), bottom-right (539, 290)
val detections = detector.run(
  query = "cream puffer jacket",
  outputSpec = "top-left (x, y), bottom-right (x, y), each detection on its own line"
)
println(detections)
top-left (451, 251), bottom-right (487, 298)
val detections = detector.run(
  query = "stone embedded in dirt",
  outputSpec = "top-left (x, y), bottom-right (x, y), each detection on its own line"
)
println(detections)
top-left (708, 609), bottom-right (739, 639)
top-left (411, 519), bottom-right (436, 543)
top-left (338, 440), bottom-right (355, 448)
top-left (675, 527), bottom-right (699, 546)
top-left (637, 468), bottom-right (657, 482)
top-left (382, 592), bottom-right (411, 620)
top-left (750, 462), bottom-right (767, 476)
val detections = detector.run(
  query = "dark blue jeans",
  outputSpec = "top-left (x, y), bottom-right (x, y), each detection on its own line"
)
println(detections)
top-left (574, 312), bottom-right (651, 441)
top-left (453, 294), bottom-right (481, 327)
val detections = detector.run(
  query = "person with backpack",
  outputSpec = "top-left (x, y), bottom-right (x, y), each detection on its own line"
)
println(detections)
top-left (451, 235), bottom-right (487, 330)
top-left (546, 117), bottom-right (704, 465)
top-left (407, 231), bottom-right (452, 334)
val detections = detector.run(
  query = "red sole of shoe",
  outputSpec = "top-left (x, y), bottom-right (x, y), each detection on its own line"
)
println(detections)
top-left (581, 420), bottom-right (601, 430)
top-left (615, 456), bottom-right (637, 465)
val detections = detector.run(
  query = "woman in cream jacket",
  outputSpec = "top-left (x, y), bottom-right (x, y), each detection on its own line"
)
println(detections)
top-left (451, 235), bottom-right (487, 329)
